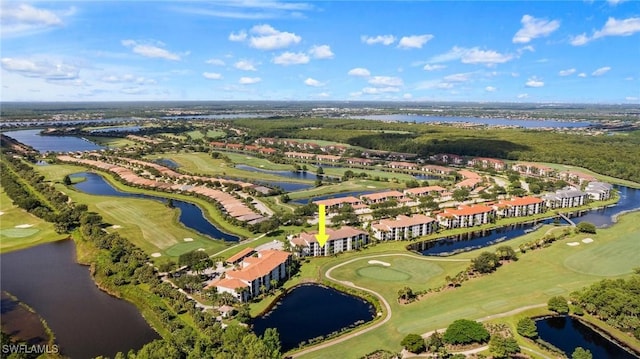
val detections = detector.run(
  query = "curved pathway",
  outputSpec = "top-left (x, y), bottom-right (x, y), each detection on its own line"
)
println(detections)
top-left (291, 253), bottom-right (470, 358)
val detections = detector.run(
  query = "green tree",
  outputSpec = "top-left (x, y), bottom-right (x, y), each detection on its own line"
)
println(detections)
top-left (472, 252), bottom-right (501, 273)
top-left (576, 221), bottom-right (597, 234)
top-left (261, 328), bottom-right (282, 359)
top-left (443, 319), bottom-right (490, 345)
top-left (572, 347), bottom-right (593, 359)
top-left (516, 317), bottom-right (538, 339)
top-left (63, 174), bottom-right (72, 185)
top-left (489, 334), bottom-right (520, 358)
top-left (401, 333), bottom-right (426, 353)
top-left (495, 245), bottom-right (517, 261)
top-left (425, 330), bottom-right (444, 351)
top-left (452, 188), bottom-right (470, 202)
top-left (548, 296), bottom-right (569, 314)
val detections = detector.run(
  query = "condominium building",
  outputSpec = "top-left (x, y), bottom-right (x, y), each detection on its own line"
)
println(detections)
top-left (289, 226), bottom-right (369, 257)
top-left (372, 214), bottom-right (438, 241)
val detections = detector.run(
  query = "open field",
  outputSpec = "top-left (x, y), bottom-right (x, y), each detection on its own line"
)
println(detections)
top-left (293, 211), bottom-right (640, 358)
top-left (0, 190), bottom-right (67, 253)
top-left (84, 136), bottom-right (137, 148)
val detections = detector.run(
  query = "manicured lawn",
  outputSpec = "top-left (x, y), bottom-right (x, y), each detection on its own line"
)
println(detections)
top-left (287, 179), bottom-right (401, 200)
top-left (294, 211), bottom-right (640, 358)
top-left (83, 136), bottom-right (137, 148)
top-left (206, 130), bottom-right (226, 139)
top-left (186, 130), bottom-right (205, 140)
top-left (0, 190), bottom-right (67, 253)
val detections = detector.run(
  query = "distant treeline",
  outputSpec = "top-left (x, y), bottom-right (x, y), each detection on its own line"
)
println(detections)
top-left (232, 118), bottom-right (640, 183)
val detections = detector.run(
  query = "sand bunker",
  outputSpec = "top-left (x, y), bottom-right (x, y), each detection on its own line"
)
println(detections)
top-left (183, 237), bottom-right (194, 242)
top-left (567, 242), bottom-right (580, 247)
top-left (197, 248), bottom-right (205, 251)
top-left (582, 238), bottom-right (594, 244)
top-left (368, 260), bottom-right (391, 267)
top-left (366, 186), bottom-right (376, 189)
top-left (151, 253), bottom-right (162, 257)
top-left (0, 211), bottom-right (5, 216)
top-left (111, 225), bottom-right (122, 229)
top-left (14, 224), bottom-right (34, 229)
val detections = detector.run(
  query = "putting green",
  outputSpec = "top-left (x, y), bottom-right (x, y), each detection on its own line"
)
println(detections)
top-left (564, 238), bottom-right (640, 276)
top-left (0, 228), bottom-right (40, 238)
top-left (356, 266), bottom-right (411, 281)
top-left (165, 241), bottom-right (208, 257)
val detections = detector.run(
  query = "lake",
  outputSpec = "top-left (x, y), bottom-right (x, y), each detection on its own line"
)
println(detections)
top-left (536, 316), bottom-right (638, 358)
top-left (291, 190), bottom-right (381, 205)
top-left (0, 240), bottom-right (160, 358)
top-left (355, 114), bottom-right (592, 128)
top-left (252, 284), bottom-right (375, 352)
top-left (235, 164), bottom-right (321, 181)
top-left (71, 172), bottom-right (239, 241)
top-left (3, 129), bottom-right (104, 153)
top-left (415, 185), bottom-right (640, 256)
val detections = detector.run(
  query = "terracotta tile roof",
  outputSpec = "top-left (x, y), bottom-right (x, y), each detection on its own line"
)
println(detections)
top-left (294, 226), bottom-right (367, 244)
top-left (207, 277), bottom-right (248, 290)
top-left (458, 169), bottom-right (481, 179)
top-left (498, 196), bottom-right (543, 206)
top-left (374, 214), bottom-right (436, 230)
top-left (226, 250), bottom-right (290, 282)
top-left (361, 190), bottom-right (404, 201)
top-left (226, 247), bottom-right (255, 263)
top-left (442, 204), bottom-right (493, 216)
top-left (316, 154), bottom-right (341, 161)
top-left (404, 186), bottom-right (447, 195)
top-left (313, 196), bottom-right (361, 207)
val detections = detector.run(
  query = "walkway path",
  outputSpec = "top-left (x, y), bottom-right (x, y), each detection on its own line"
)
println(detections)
top-left (210, 233), bottom-right (268, 258)
top-left (558, 212), bottom-right (576, 227)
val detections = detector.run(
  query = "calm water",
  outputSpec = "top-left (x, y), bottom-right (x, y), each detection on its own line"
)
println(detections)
top-left (0, 240), bottom-right (160, 358)
top-left (90, 125), bottom-right (142, 133)
top-left (258, 180), bottom-right (313, 192)
top-left (536, 316), bottom-right (638, 359)
top-left (3, 129), bottom-right (104, 152)
top-left (416, 185), bottom-right (639, 256)
top-left (235, 164), bottom-right (321, 181)
top-left (154, 158), bottom-right (180, 169)
top-left (163, 114), bottom-right (270, 120)
top-left (356, 114), bottom-right (592, 128)
top-left (413, 217), bottom-right (567, 256)
top-left (71, 172), bottom-right (239, 241)
top-left (252, 284), bottom-right (375, 352)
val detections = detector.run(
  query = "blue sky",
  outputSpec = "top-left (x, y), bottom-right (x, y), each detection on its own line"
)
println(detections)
top-left (1, 1), bottom-right (639, 103)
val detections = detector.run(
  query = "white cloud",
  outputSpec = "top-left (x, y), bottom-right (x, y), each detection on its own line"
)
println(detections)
top-left (239, 76), bottom-right (261, 84)
top-left (485, 86), bottom-right (497, 92)
top-left (517, 93), bottom-right (529, 99)
top-left (361, 35), bottom-right (396, 45)
top-left (429, 46), bottom-right (513, 65)
top-left (415, 80), bottom-right (454, 90)
top-left (203, 72), bottom-right (223, 80)
top-left (423, 64), bottom-right (446, 71)
top-left (234, 59), bottom-right (257, 71)
top-left (513, 15), bottom-right (560, 43)
top-left (121, 40), bottom-right (181, 61)
top-left (625, 96), bottom-right (638, 101)
top-left (304, 77), bottom-right (323, 87)
top-left (1, 57), bottom-right (79, 80)
top-left (309, 45), bottom-right (334, 59)
top-left (1, 3), bottom-right (74, 38)
top-left (248, 24), bottom-right (301, 50)
top-left (272, 51), bottom-right (309, 65)
top-left (578, 72), bottom-right (587, 78)
top-left (315, 92), bottom-right (331, 98)
top-left (397, 34), bottom-right (434, 49)
top-left (570, 17), bottom-right (640, 46)
top-left (443, 73), bottom-right (472, 82)
top-left (348, 68), bottom-right (370, 77)
top-left (525, 77), bottom-right (544, 87)
top-left (362, 86), bottom-right (400, 94)
top-left (229, 30), bottom-right (247, 41)
top-left (100, 74), bottom-right (156, 85)
top-left (461, 48), bottom-right (513, 65)
top-left (403, 93), bottom-right (413, 99)
top-left (570, 33), bottom-right (590, 46)
top-left (608, 0), bottom-right (626, 5)
top-left (558, 68), bottom-right (576, 76)
top-left (591, 66), bottom-right (611, 76)
top-left (205, 58), bottom-right (225, 66)
top-left (368, 76), bottom-right (403, 87)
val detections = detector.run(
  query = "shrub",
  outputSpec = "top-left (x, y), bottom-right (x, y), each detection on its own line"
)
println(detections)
top-left (516, 317), bottom-right (538, 339)
top-left (401, 333), bottom-right (425, 353)
top-left (548, 296), bottom-right (569, 314)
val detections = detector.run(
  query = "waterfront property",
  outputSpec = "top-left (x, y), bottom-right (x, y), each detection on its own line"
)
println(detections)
top-left (467, 157), bottom-right (506, 171)
top-left (494, 196), bottom-right (545, 217)
top-left (360, 190), bottom-right (405, 204)
top-left (207, 249), bottom-right (291, 301)
top-left (371, 214), bottom-right (438, 241)
top-left (403, 185), bottom-right (447, 198)
top-left (289, 226), bottom-right (369, 257)
top-left (542, 187), bottom-right (588, 209)
top-left (437, 204), bottom-right (496, 228)
top-left (585, 181), bottom-right (614, 201)
top-left (313, 196), bottom-right (363, 211)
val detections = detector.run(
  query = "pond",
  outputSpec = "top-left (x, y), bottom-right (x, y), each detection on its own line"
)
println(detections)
top-left (258, 180), bottom-right (313, 192)
top-left (355, 114), bottom-right (592, 128)
top-left (251, 284), bottom-right (375, 352)
top-left (235, 164), bottom-right (321, 181)
top-left (71, 172), bottom-right (239, 241)
top-left (411, 217), bottom-right (568, 256)
top-left (0, 240), bottom-right (160, 358)
top-left (415, 185), bottom-right (640, 256)
top-left (154, 158), bottom-right (180, 169)
top-left (3, 129), bottom-right (104, 153)
top-left (535, 316), bottom-right (638, 358)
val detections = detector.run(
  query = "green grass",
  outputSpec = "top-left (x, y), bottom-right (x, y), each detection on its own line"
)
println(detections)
top-left (287, 179), bottom-right (401, 200)
top-left (83, 136), bottom-right (137, 148)
top-left (186, 130), bottom-right (205, 140)
top-left (206, 130), bottom-right (226, 139)
top-left (0, 190), bottom-right (67, 253)
top-left (294, 211), bottom-right (640, 358)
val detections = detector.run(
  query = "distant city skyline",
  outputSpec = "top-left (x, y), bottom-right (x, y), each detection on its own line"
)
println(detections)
top-left (1, 1), bottom-right (639, 103)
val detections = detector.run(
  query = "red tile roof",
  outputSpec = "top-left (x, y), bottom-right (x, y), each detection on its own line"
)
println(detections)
top-left (225, 250), bottom-right (290, 282)
top-left (226, 247), bottom-right (255, 263)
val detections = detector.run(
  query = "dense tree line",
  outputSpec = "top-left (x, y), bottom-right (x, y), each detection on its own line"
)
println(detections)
top-left (570, 275), bottom-right (640, 339)
top-left (233, 118), bottom-right (640, 183)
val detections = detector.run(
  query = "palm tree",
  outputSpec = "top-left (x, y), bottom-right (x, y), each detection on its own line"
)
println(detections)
top-left (270, 279), bottom-right (278, 294)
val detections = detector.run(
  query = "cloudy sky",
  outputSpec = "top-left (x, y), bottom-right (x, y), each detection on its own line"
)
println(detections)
top-left (1, 1), bottom-right (639, 103)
